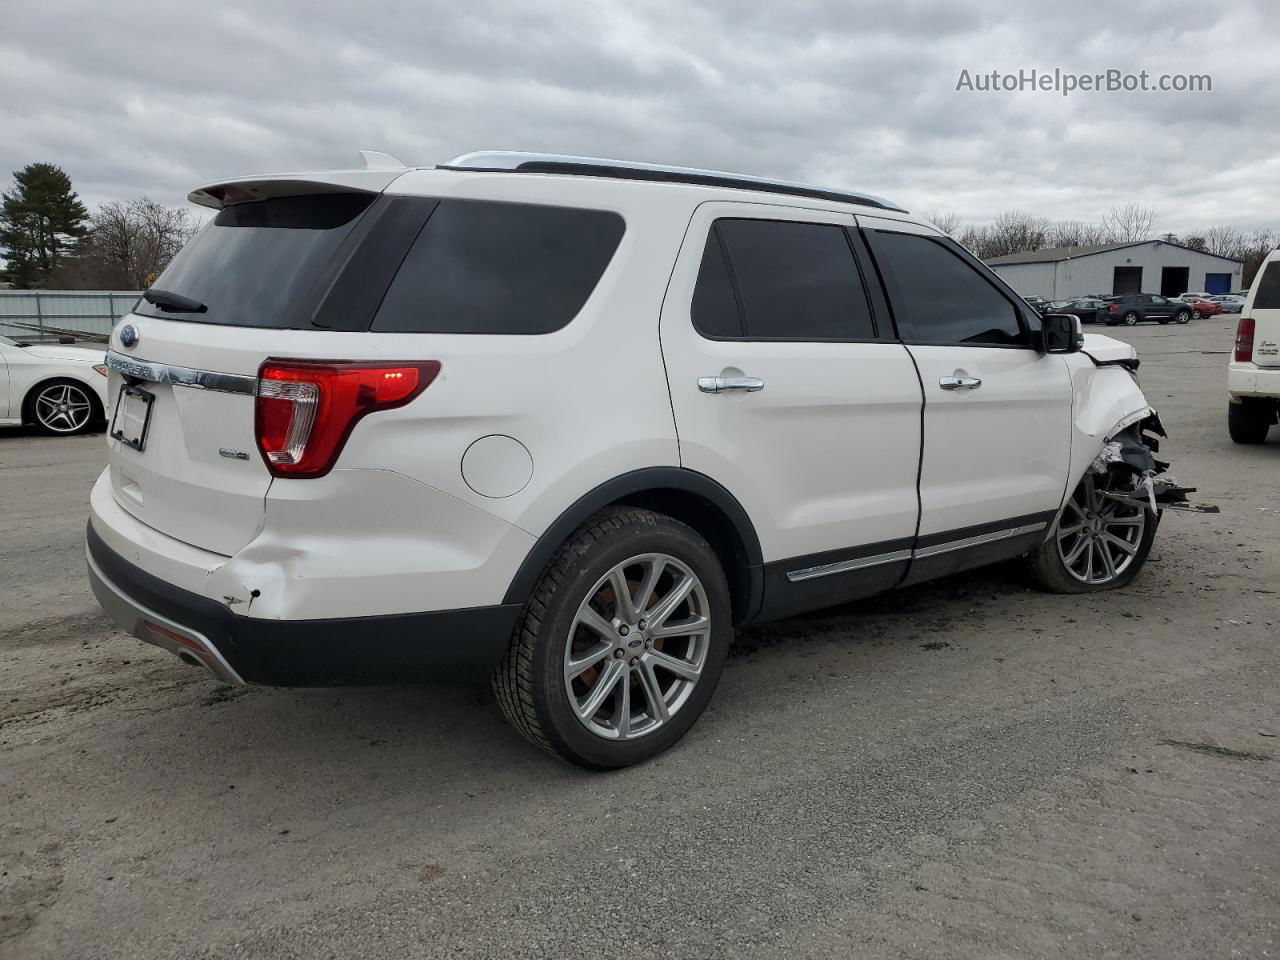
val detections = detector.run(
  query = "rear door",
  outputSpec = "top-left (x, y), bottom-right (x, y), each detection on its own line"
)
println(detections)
top-left (859, 217), bottom-right (1072, 582)
top-left (1245, 254), bottom-right (1280, 367)
top-left (660, 203), bottom-right (922, 618)
top-left (104, 191), bottom-right (402, 556)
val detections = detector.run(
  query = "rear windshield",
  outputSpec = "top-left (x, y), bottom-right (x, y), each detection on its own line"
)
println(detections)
top-left (134, 193), bottom-right (375, 328)
top-left (138, 193), bottom-right (624, 334)
top-left (1253, 262), bottom-right (1280, 309)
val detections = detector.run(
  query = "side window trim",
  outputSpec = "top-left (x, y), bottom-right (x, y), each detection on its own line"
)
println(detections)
top-left (712, 223), bottom-right (750, 339)
top-left (862, 228), bottom-right (1035, 349)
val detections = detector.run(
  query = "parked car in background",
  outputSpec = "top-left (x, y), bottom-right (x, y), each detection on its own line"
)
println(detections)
top-left (1209, 295), bottom-right (1245, 314)
top-left (1179, 296), bottom-right (1222, 318)
top-left (84, 150), bottom-right (1196, 769)
top-left (1056, 298), bottom-right (1107, 324)
top-left (0, 334), bottom-right (109, 436)
top-left (1228, 249), bottom-right (1280, 443)
top-left (1025, 296), bottom-right (1049, 311)
top-left (1180, 291), bottom-right (1212, 300)
top-left (1102, 294), bottom-right (1193, 326)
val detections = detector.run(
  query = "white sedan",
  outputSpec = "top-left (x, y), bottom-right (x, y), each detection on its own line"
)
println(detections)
top-left (0, 334), bottom-right (110, 436)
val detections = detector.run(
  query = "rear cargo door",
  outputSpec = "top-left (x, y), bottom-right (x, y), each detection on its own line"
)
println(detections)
top-left (1246, 254), bottom-right (1280, 367)
top-left (104, 190), bottom-right (414, 556)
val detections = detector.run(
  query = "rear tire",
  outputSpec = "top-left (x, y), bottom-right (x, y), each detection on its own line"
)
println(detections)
top-left (493, 507), bottom-right (733, 769)
top-left (1228, 399), bottom-right (1275, 444)
top-left (1122, 311), bottom-right (1140, 326)
top-left (1027, 472), bottom-right (1156, 594)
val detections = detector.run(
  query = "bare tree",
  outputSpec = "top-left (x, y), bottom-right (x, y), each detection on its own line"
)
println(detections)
top-left (982, 210), bottom-right (1050, 259)
top-left (921, 210), bottom-right (963, 235)
top-left (1203, 225), bottom-right (1245, 260)
top-left (51, 197), bottom-right (198, 288)
top-left (1102, 203), bottom-right (1157, 242)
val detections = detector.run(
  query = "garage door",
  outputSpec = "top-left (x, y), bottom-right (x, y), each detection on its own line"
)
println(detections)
top-left (1205, 272), bottom-right (1232, 294)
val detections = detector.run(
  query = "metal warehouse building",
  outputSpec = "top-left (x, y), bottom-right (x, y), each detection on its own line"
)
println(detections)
top-left (984, 240), bottom-right (1243, 300)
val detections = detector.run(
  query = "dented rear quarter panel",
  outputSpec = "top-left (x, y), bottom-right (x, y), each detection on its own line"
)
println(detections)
top-left (1064, 335), bottom-right (1154, 498)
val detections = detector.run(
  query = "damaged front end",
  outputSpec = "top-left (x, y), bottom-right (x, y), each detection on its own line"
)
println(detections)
top-left (1090, 412), bottom-right (1219, 515)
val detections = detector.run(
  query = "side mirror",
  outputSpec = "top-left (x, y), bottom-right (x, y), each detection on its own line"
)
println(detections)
top-left (1038, 313), bottom-right (1082, 354)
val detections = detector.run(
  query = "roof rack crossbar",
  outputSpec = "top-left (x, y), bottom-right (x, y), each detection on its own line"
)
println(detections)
top-left (437, 152), bottom-right (907, 213)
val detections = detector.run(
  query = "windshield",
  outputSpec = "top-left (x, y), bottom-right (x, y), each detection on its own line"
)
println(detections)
top-left (134, 193), bottom-right (375, 328)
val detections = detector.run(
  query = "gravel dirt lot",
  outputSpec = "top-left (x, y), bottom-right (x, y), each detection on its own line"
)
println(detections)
top-left (2, 318), bottom-right (1277, 959)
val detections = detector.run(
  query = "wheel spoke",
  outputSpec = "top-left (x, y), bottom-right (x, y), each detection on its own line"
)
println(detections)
top-left (576, 605), bottom-right (617, 641)
top-left (646, 575), bottom-right (695, 630)
top-left (1102, 514), bottom-right (1144, 527)
top-left (645, 648), bottom-right (701, 683)
top-left (577, 658), bottom-right (624, 719)
top-left (565, 642), bottom-right (612, 682)
top-left (613, 669), bottom-right (632, 738)
top-left (1098, 541), bottom-right (1117, 580)
top-left (1063, 535), bottom-right (1090, 566)
top-left (650, 614), bottom-right (709, 639)
top-left (1083, 541), bottom-right (1094, 581)
top-left (1057, 522), bottom-right (1086, 539)
top-left (633, 559), bottom-right (664, 616)
top-left (1103, 532), bottom-right (1137, 556)
top-left (637, 660), bottom-right (669, 723)
top-left (609, 568), bottom-right (638, 623)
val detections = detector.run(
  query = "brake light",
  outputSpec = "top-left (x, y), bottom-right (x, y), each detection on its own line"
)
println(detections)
top-left (255, 360), bottom-right (441, 478)
top-left (1234, 317), bottom-right (1255, 363)
top-left (1108, 303), bottom-right (1120, 312)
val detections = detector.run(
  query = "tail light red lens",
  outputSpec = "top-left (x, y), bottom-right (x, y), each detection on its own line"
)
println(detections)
top-left (1234, 317), bottom-right (1255, 363)
top-left (255, 360), bottom-right (441, 478)
top-left (1108, 303), bottom-right (1119, 312)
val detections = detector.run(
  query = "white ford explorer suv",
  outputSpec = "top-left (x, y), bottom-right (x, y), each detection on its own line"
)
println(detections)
top-left (1228, 248), bottom-right (1280, 443)
top-left (87, 151), bottom-right (1197, 769)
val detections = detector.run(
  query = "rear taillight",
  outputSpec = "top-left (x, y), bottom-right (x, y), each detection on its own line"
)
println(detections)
top-left (255, 360), bottom-right (441, 478)
top-left (1108, 303), bottom-right (1119, 312)
top-left (1234, 317), bottom-right (1255, 363)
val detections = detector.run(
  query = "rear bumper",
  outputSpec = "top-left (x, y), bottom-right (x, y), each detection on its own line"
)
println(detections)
top-left (1229, 361), bottom-right (1280, 399)
top-left (87, 523), bottom-right (521, 686)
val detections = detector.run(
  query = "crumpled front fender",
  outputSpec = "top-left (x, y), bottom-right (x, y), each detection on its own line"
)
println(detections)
top-left (1065, 354), bottom-right (1153, 501)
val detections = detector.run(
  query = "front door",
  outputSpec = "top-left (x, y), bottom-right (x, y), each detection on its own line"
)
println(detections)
top-left (859, 217), bottom-right (1073, 584)
top-left (660, 203), bottom-right (923, 619)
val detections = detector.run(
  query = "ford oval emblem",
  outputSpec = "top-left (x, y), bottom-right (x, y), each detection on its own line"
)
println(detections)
top-left (119, 324), bottom-right (139, 349)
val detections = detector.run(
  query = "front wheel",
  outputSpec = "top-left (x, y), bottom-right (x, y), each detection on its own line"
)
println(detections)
top-left (1174, 309), bottom-right (1192, 324)
top-left (1026, 473), bottom-right (1156, 593)
top-left (494, 507), bottom-right (732, 769)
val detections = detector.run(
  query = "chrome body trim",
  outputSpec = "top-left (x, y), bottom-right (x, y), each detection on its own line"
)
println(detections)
top-left (439, 151), bottom-right (908, 212)
top-left (106, 351), bottom-right (258, 396)
top-left (786, 549), bottom-right (913, 583)
top-left (86, 545), bottom-right (245, 685)
top-left (912, 522), bottom-right (1048, 560)
top-left (785, 522), bottom-right (1048, 582)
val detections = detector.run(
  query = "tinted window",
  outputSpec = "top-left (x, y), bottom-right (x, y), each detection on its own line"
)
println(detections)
top-left (1254, 262), bottom-right (1280, 309)
top-left (867, 231), bottom-right (1024, 345)
top-left (714, 219), bottom-right (874, 339)
top-left (691, 232), bottom-right (743, 337)
top-left (135, 194), bottom-right (375, 328)
top-left (373, 199), bottom-right (624, 334)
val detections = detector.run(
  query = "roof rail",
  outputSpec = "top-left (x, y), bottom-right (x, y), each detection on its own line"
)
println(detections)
top-left (438, 151), bottom-right (908, 213)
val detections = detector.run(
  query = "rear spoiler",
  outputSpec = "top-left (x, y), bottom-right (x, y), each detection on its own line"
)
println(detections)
top-left (188, 152), bottom-right (412, 209)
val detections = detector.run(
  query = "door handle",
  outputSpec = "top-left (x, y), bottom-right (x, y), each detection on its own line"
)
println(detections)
top-left (698, 376), bottom-right (765, 394)
top-left (939, 376), bottom-right (982, 391)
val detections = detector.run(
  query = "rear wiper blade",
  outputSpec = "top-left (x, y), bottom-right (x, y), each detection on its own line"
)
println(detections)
top-left (141, 288), bottom-right (208, 313)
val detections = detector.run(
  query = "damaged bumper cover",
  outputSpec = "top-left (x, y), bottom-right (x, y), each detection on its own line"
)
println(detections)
top-left (1090, 412), bottom-right (1220, 515)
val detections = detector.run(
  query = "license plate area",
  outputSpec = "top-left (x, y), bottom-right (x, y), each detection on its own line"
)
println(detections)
top-left (110, 385), bottom-right (155, 452)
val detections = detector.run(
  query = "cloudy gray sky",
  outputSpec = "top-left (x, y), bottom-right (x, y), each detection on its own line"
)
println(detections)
top-left (2, 0), bottom-right (1274, 234)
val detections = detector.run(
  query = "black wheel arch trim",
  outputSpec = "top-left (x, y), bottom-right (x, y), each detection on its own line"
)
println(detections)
top-left (501, 467), bottom-right (766, 622)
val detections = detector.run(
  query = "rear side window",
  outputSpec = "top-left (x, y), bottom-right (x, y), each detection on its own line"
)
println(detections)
top-left (866, 230), bottom-right (1025, 345)
top-left (372, 200), bottom-right (624, 334)
top-left (693, 219), bottom-right (876, 340)
top-left (1253, 262), bottom-right (1280, 309)
top-left (135, 194), bottom-right (375, 328)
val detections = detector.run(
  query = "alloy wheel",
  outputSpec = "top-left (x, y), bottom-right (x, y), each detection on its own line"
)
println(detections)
top-left (563, 553), bottom-right (710, 741)
top-left (34, 383), bottom-right (93, 433)
top-left (1056, 474), bottom-right (1146, 585)
top-left (1123, 312), bottom-right (1139, 326)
